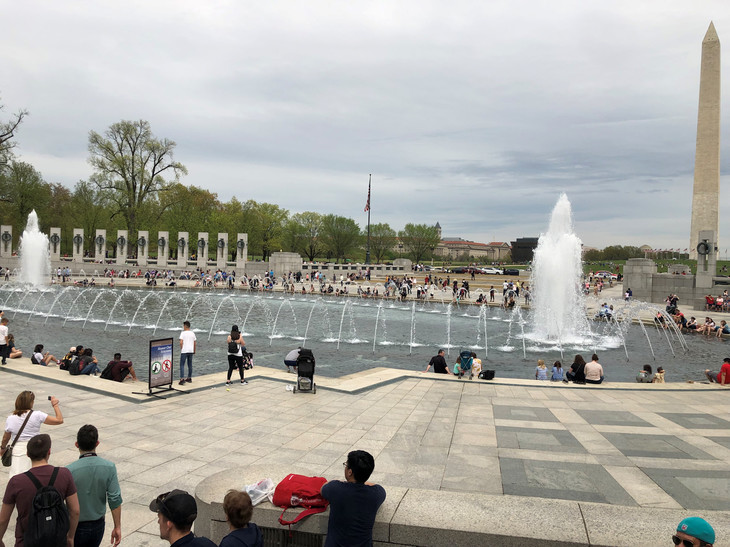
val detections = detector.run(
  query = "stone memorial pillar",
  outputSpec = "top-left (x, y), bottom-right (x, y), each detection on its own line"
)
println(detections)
top-left (116, 230), bottom-right (128, 266)
top-left (0, 226), bottom-right (12, 259)
top-left (94, 229), bottom-right (106, 260)
top-left (216, 233), bottom-right (228, 269)
top-left (235, 233), bottom-right (248, 271)
top-left (72, 229), bottom-right (84, 263)
top-left (49, 228), bottom-right (61, 263)
top-left (196, 232), bottom-right (208, 270)
top-left (157, 231), bottom-right (169, 268)
top-left (137, 230), bottom-right (149, 267)
top-left (177, 232), bottom-right (189, 268)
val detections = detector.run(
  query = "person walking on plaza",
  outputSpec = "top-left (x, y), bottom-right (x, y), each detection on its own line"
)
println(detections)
top-left (2, 391), bottom-right (64, 477)
top-left (226, 325), bottom-right (247, 385)
top-left (179, 320), bottom-right (197, 385)
top-left (0, 434), bottom-right (80, 547)
top-left (67, 425), bottom-right (123, 547)
top-left (320, 450), bottom-right (386, 547)
top-left (149, 489), bottom-right (216, 546)
top-left (673, 516), bottom-right (715, 546)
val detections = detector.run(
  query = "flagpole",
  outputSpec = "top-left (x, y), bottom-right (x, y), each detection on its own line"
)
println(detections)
top-left (365, 174), bottom-right (371, 264)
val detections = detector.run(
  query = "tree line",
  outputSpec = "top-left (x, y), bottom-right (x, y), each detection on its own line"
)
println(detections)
top-left (0, 112), bottom-right (440, 263)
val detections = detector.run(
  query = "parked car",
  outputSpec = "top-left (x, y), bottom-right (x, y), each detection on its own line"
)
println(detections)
top-left (594, 271), bottom-right (618, 280)
top-left (481, 267), bottom-right (502, 275)
top-left (450, 266), bottom-right (469, 274)
top-left (502, 268), bottom-right (521, 276)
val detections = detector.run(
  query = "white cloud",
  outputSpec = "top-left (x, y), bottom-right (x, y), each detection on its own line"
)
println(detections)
top-left (2, 0), bottom-right (730, 249)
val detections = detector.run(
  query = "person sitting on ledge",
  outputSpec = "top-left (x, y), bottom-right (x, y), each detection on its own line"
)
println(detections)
top-left (6, 334), bottom-right (22, 359)
top-left (636, 364), bottom-right (655, 383)
top-left (79, 347), bottom-right (101, 375)
top-left (715, 320), bottom-right (730, 338)
top-left (551, 361), bottom-right (563, 381)
top-left (705, 358), bottom-right (730, 385)
top-left (30, 344), bottom-right (59, 366)
top-left (101, 352), bottom-right (138, 382)
top-left (584, 353), bottom-right (604, 384)
top-left (564, 354), bottom-right (586, 384)
top-left (219, 490), bottom-right (263, 547)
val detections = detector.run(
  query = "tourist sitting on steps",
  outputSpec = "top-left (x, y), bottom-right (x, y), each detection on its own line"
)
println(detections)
top-left (79, 347), bottom-right (101, 375)
top-left (564, 355), bottom-right (586, 384)
top-left (6, 334), bottom-right (22, 359)
top-left (30, 344), bottom-right (59, 366)
top-left (584, 354), bottom-right (604, 384)
top-left (636, 364), bottom-right (655, 383)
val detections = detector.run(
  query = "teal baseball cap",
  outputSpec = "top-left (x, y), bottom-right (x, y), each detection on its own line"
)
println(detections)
top-left (677, 517), bottom-right (715, 544)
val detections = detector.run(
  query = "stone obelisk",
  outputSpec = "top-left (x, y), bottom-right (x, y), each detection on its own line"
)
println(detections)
top-left (690, 22), bottom-right (721, 260)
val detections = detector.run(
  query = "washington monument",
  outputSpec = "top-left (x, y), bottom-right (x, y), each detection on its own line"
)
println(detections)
top-left (689, 22), bottom-right (721, 260)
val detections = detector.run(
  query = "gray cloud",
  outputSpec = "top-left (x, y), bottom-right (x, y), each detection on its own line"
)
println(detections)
top-left (2, 1), bottom-right (729, 250)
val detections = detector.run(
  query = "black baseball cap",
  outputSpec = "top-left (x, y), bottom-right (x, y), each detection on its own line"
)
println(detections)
top-left (149, 489), bottom-right (197, 527)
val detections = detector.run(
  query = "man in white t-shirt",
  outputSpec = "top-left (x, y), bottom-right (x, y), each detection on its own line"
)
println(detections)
top-left (178, 321), bottom-right (197, 385)
top-left (0, 316), bottom-right (8, 365)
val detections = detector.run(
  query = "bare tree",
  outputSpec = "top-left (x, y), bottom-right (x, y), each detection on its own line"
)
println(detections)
top-left (0, 102), bottom-right (27, 169)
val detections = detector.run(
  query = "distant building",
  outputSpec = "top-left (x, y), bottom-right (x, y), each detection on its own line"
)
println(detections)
top-left (434, 238), bottom-right (511, 261)
top-left (511, 237), bottom-right (539, 263)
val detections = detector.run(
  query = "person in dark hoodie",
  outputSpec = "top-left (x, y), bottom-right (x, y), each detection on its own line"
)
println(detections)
top-left (219, 490), bottom-right (263, 547)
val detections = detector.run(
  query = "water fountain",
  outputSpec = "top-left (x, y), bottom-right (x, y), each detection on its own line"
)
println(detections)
top-left (0, 197), bottom-right (715, 382)
top-left (18, 210), bottom-right (50, 287)
top-left (530, 194), bottom-right (591, 344)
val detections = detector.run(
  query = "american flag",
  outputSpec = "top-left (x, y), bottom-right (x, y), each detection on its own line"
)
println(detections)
top-left (364, 177), bottom-right (371, 212)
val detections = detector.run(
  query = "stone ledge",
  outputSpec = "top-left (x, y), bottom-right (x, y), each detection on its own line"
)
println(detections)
top-left (194, 467), bottom-right (730, 546)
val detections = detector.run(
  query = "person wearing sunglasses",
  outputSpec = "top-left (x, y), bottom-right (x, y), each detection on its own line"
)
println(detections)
top-left (673, 516), bottom-right (715, 547)
top-left (149, 489), bottom-right (216, 546)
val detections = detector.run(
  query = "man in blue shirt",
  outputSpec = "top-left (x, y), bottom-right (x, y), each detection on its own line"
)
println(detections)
top-left (320, 450), bottom-right (386, 547)
top-left (66, 425), bottom-right (123, 547)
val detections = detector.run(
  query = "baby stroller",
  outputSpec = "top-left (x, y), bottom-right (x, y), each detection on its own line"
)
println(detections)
top-left (456, 350), bottom-right (473, 379)
top-left (293, 348), bottom-right (316, 394)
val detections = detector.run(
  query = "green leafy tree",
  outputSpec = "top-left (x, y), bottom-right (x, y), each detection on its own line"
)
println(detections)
top-left (398, 223), bottom-right (440, 264)
top-left (0, 161), bottom-right (51, 225)
top-left (366, 223), bottom-right (396, 263)
top-left (72, 181), bottom-right (115, 257)
top-left (320, 215), bottom-right (361, 263)
top-left (88, 119), bottom-right (187, 237)
top-left (242, 200), bottom-right (289, 261)
top-left (285, 212), bottom-right (323, 261)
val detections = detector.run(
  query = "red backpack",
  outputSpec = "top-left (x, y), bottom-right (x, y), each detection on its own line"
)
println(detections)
top-left (272, 474), bottom-right (329, 525)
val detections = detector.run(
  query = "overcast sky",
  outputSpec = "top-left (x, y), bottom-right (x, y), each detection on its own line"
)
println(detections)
top-left (2, 1), bottom-right (730, 251)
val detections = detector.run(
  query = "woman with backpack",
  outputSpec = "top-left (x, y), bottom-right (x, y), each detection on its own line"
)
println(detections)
top-left (1, 391), bottom-right (64, 477)
top-left (226, 325), bottom-right (247, 386)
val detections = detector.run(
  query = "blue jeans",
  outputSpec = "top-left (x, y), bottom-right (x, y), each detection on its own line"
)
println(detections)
top-left (81, 362), bottom-right (101, 375)
top-left (75, 517), bottom-right (105, 547)
top-left (180, 352), bottom-right (193, 379)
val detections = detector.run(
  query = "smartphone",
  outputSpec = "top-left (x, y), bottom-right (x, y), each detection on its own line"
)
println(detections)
top-left (48, 396), bottom-right (52, 400)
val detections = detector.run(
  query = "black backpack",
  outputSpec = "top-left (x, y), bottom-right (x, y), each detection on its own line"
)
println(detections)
top-left (228, 340), bottom-right (239, 353)
top-left (68, 357), bottom-right (83, 376)
top-left (24, 467), bottom-right (69, 547)
top-left (59, 353), bottom-right (74, 371)
top-left (100, 363), bottom-right (115, 380)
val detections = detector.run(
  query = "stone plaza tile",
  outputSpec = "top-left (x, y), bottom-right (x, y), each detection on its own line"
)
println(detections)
top-left (493, 404), bottom-right (559, 422)
top-left (601, 432), bottom-right (717, 460)
top-left (579, 409), bottom-right (653, 427)
top-left (496, 426), bottom-right (585, 453)
top-left (500, 457), bottom-right (636, 505)
top-left (603, 466), bottom-right (683, 509)
top-left (641, 467), bottom-right (730, 510)
top-left (659, 412), bottom-right (730, 430)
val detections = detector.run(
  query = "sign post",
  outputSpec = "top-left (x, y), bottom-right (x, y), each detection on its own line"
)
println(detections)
top-left (134, 338), bottom-right (185, 398)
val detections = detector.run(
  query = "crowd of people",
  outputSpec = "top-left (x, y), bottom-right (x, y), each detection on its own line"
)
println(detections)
top-left (0, 386), bottom-right (386, 547)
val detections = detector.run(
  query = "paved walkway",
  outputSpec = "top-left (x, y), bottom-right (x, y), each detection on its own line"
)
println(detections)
top-left (1, 360), bottom-right (730, 545)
